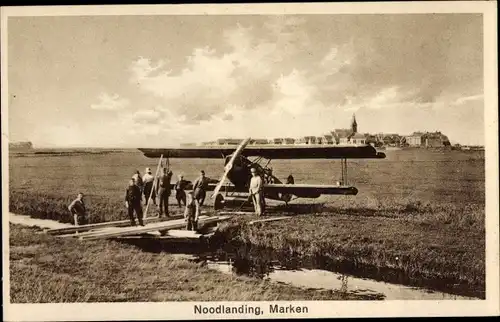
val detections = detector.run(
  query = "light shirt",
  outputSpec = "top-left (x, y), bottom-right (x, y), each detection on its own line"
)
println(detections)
top-left (249, 175), bottom-right (263, 194)
top-left (142, 173), bottom-right (154, 183)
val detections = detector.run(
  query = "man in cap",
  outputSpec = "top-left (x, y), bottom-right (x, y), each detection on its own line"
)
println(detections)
top-left (157, 167), bottom-right (173, 217)
top-left (249, 167), bottom-right (265, 216)
top-left (142, 167), bottom-right (156, 206)
top-left (125, 178), bottom-right (144, 226)
top-left (68, 192), bottom-right (88, 225)
top-left (174, 174), bottom-right (188, 207)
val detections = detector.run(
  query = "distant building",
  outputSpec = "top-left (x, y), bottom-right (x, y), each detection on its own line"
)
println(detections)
top-left (272, 138), bottom-right (283, 145)
top-left (351, 114), bottom-right (358, 133)
top-left (406, 132), bottom-right (424, 146)
top-left (405, 131), bottom-right (450, 147)
top-left (296, 136), bottom-right (316, 144)
top-left (250, 139), bottom-right (269, 145)
top-left (321, 134), bottom-right (334, 144)
top-left (216, 138), bottom-right (244, 145)
top-left (283, 138), bottom-right (295, 145)
top-left (422, 131), bottom-right (451, 147)
top-left (350, 133), bottom-right (366, 145)
top-left (296, 137), bottom-right (308, 144)
top-left (202, 141), bottom-right (217, 146)
top-left (331, 129), bottom-right (351, 144)
top-left (9, 141), bottom-right (33, 150)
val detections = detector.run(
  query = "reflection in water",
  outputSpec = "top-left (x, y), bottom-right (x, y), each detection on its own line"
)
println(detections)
top-left (118, 235), bottom-right (482, 300)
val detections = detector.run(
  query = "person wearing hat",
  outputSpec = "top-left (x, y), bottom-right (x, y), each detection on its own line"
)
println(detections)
top-left (142, 167), bottom-right (156, 206)
top-left (68, 192), bottom-right (88, 225)
top-left (192, 170), bottom-right (209, 207)
top-left (125, 179), bottom-right (144, 226)
top-left (184, 191), bottom-right (198, 231)
top-left (249, 167), bottom-right (265, 216)
top-left (174, 174), bottom-right (189, 207)
top-left (132, 170), bottom-right (144, 191)
top-left (157, 167), bottom-right (173, 217)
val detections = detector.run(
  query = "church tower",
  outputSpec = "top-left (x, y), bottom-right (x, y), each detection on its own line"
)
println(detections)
top-left (351, 114), bottom-right (358, 133)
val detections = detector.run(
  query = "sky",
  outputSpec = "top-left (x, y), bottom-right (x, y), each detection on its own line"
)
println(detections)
top-left (8, 14), bottom-right (484, 147)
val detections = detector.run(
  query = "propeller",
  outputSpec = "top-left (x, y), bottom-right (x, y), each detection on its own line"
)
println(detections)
top-left (211, 137), bottom-right (252, 198)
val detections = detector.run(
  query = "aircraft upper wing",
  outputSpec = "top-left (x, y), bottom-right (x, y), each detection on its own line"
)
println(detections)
top-left (139, 144), bottom-right (385, 159)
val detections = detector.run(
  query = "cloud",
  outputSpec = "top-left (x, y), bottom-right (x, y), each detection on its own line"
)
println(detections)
top-left (119, 15), bottom-right (483, 146)
top-left (452, 94), bottom-right (484, 106)
top-left (90, 93), bottom-right (130, 111)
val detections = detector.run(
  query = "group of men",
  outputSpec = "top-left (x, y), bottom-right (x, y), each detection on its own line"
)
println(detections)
top-left (68, 166), bottom-right (273, 229)
top-left (68, 168), bottom-right (211, 231)
top-left (125, 168), bottom-right (211, 230)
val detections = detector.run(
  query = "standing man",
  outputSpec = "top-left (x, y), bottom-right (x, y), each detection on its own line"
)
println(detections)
top-left (192, 170), bottom-right (209, 207)
top-left (184, 192), bottom-right (198, 231)
top-left (125, 179), bottom-right (144, 226)
top-left (249, 167), bottom-right (265, 216)
top-left (142, 167), bottom-right (156, 206)
top-left (157, 168), bottom-right (173, 217)
top-left (68, 192), bottom-right (88, 226)
top-left (174, 174), bottom-right (188, 207)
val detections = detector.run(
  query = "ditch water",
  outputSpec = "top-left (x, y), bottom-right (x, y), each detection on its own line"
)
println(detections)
top-left (120, 234), bottom-right (482, 301)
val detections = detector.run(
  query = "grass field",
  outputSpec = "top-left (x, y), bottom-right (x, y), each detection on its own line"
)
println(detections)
top-left (10, 224), bottom-right (372, 302)
top-left (8, 148), bottom-right (485, 299)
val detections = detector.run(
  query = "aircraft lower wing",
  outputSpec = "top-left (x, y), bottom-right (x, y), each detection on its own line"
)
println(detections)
top-left (170, 182), bottom-right (357, 198)
top-left (264, 183), bottom-right (358, 197)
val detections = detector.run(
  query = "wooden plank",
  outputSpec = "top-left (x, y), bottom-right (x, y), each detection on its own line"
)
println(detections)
top-left (74, 216), bottom-right (231, 241)
top-left (61, 216), bottom-right (208, 239)
top-left (46, 216), bottom-right (163, 235)
top-left (165, 230), bottom-right (202, 238)
top-left (248, 216), bottom-right (291, 225)
top-left (217, 211), bottom-right (254, 216)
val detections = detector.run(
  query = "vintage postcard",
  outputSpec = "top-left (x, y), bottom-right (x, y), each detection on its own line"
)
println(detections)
top-left (2, 2), bottom-right (499, 320)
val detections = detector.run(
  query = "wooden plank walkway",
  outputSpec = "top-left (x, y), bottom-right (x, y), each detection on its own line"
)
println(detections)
top-left (248, 216), bottom-right (291, 225)
top-left (46, 216), bottom-right (167, 235)
top-left (62, 215), bottom-right (231, 241)
top-left (217, 211), bottom-right (254, 216)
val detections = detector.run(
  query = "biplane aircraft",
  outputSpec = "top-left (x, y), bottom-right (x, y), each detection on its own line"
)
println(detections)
top-left (138, 138), bottom-right (386, 210)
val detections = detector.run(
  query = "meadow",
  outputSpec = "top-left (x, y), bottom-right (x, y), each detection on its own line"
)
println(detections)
top-left (10, 224), bottom-right (367, 302)
top-left (8, 148), bottom-right (486, 298)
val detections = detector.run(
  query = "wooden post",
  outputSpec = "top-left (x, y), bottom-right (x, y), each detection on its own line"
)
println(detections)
top-left (144, 154), bottom-right (163, 219)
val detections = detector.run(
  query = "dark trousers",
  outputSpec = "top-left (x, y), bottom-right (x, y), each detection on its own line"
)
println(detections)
top-left (186, 217), bottom-right (197, 231)
top-left (194, 189), bottom-right (206, 206)
top-left (143, 183), bottom-right (156, 205)
top-left (158, 187), bottom-right (170, 217)
top-left (74, 213), bottom-right (88, 225)
top-left (128, 202), bottom-right (143, 225)
top-left (176, 190), bottom-right (186, 207)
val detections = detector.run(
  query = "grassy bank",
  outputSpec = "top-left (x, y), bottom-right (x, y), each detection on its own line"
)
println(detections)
top-left (9, 189), bottom-right (485, 298)
top-left (213, 203), bottom-right (485, 298)
top-left (9, 224), bottom-right (377, 302)
top-left (7, 150), bottom-right (485, 299)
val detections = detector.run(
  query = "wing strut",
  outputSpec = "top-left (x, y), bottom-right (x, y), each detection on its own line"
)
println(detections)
top-left (144, 154), bottom-right (163, 219)
top-left (341, 158), bottom-right (348, 186)
top-left (211, 138), bottom-right (252, 199)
